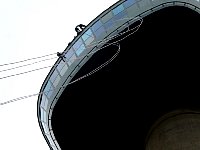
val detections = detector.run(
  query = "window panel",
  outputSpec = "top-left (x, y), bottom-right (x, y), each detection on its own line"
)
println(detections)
top-left (101, 11), bottom-right (113, 23)
top-left (60, 65), bottom-right (68, 76)
top-left (42, 122), bottom-right (49, 134)
top-left (57, 60), bottom-right (68, 76)
top-left (92, 20), bottom-right (103, 32)
top-left (44, 81), bottom-right (52, 94)
top-left (41, 94), bottom-right (47, 109)
top-left (82, 29), bottom-right (93, 41)
top-left (82, 33), bottom-right (89, 41)
top-left (65, 48), bottom-right (74, 60)
top-left (47, 86), bottom-right (53, 98)
top-left (85, 36), bottom-right (95, 46)
top-left (94, 26), bottom-right (106, 39)
top-left (113, 4), bottom-right (124, 15)
top-left (44, 98), bottom-right (48, 110)
top-left (73, 39), bottom-right (82, 50)
top-left (67, 54), bottom-right (76, 66)
top-left (75, 44), bottom-right (85, 56)
top-left (53, 75), bottom-right (60, 87)
top-left (50, 70), bottom-right (58, 83)
top-left (43, 109), bottom-right (47, 121)
top-left (113, 11), bottom-right (128, 26)
top-left (104, 18), bottom-right (114, 30)
top-left (57, 60), bottom-right (65, 72)
top-left (44, 81), bottom-right (53, 99)
top-left (123, 0), bottom-right (137, 8)
top-left (41, 94), bottom-right (48, 110)
top-left (41, 109), bottom-right (47, 123)
top-left (41, 109), bottom-right (44, 121)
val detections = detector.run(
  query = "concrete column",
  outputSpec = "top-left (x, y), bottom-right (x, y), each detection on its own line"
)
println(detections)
top-left (146, 110), bottom-right (200, 150)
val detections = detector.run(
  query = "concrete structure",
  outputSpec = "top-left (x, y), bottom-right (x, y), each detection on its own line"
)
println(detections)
top-left (146, 110), bottom-right (200, 150)
top-left (37, 0), bottom-right (200, 149)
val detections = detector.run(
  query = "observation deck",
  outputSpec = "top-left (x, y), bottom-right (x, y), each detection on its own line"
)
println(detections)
top-left (37, 0), bottom-right (200, 149)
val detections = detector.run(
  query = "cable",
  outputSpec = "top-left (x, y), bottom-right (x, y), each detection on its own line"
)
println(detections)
top-left (0, 41), bottom-right (119, 80)
top-left (69, 43), bottom-right (120, 85)
top-left (0, 43), bottom-right (120, 106)
top-left (72, 17), bottom-right (143, 60)
top-left (0, 66), bottom-right (52, 80)
top-left (0, 17), bottom-right (142, 80)
top-left (0, 52), bottom-right (57, 67)
top-left (82, 16), bottom-right (142, 49)
top-left (0, 16), bottom-right (141, 69)
top-left (0, 57), bottom-right (57, 73)
top-left (0, 93), bottom-right (40, 106)
top-left (0, 17), bottom-right (141, 78)
top-left (0, 16), bottom-right (143, 105)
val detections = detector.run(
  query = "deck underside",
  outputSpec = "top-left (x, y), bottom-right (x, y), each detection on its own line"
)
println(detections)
top-left (52, 6), bottom-right (200, 149)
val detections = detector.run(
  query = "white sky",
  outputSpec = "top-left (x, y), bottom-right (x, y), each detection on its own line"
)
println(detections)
top-left (0, 0), bottom-right (117, 149)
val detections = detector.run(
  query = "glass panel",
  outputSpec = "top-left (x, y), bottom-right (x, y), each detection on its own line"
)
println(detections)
top-left (67, 54), bottom-right (76, 66)
top-left (65, 48), bottom-right (74, 60)
top-left (44, 81), bottom-right (51, 95)
top-left (73, 39), bottom-right (82, 50)
top-left (42, 122), bottom-right (49, 134)
top-left (50, 70), bottom-right (58, 83)
top-left (60, 65), bottom-right (68, 76)
top-left (113, 4), bottom-right (124, 15)
top-left (41, 109), bottom-right (44, 121)
top-left (113, 11), bottom-right (128, 25)
top-left (43, 109), bottom-right (47, 122)
top-left (53, 75), bottom-right (60, 87)
top-left (44, 98), bottom-right (48, 110)
top-left (82, 33), bottom-right (89, 41)
top-left (41, 94), bottom-right (46, 109)
top-left (41, 94), bottom-right (48, 110)
top-left (75, 44), bottom-right (85, 56)
top-left (47, 86), bottom-right (53, 98)
top-left (101, 11), bottom-right (113, 23)
top-left (41, 109), bottom-right (47, 123)
top-left (92, 20), bottom-right (103, 32)
top-left (44, 81), bottom-right (53, 99)
top-left (104, 18), bottom-right (114, 30)
top-left (85, 36), bottom-right (95, 46)
top-left (123, 0), bottom-right (137, 8)
top-left (82, 29), bottom-right (93, 41)
top-left (57, 60), bottom-right (65, 72)
top-left (94, 26), bottom-right (106, 39)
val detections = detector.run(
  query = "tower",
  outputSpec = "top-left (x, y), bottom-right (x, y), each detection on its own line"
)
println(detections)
top-left (37, 0), bottom-right (200, 149)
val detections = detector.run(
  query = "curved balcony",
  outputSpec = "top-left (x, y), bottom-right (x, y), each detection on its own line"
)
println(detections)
top-left (37, 0), bottom-right (200, 149)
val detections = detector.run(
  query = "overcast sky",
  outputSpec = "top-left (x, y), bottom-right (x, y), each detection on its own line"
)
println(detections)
top-left (0, 0), bottom-right (117, 149)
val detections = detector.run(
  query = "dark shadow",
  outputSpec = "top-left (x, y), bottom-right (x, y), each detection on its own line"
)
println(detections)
top-left (52, 6), bottom-right (200, 149)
